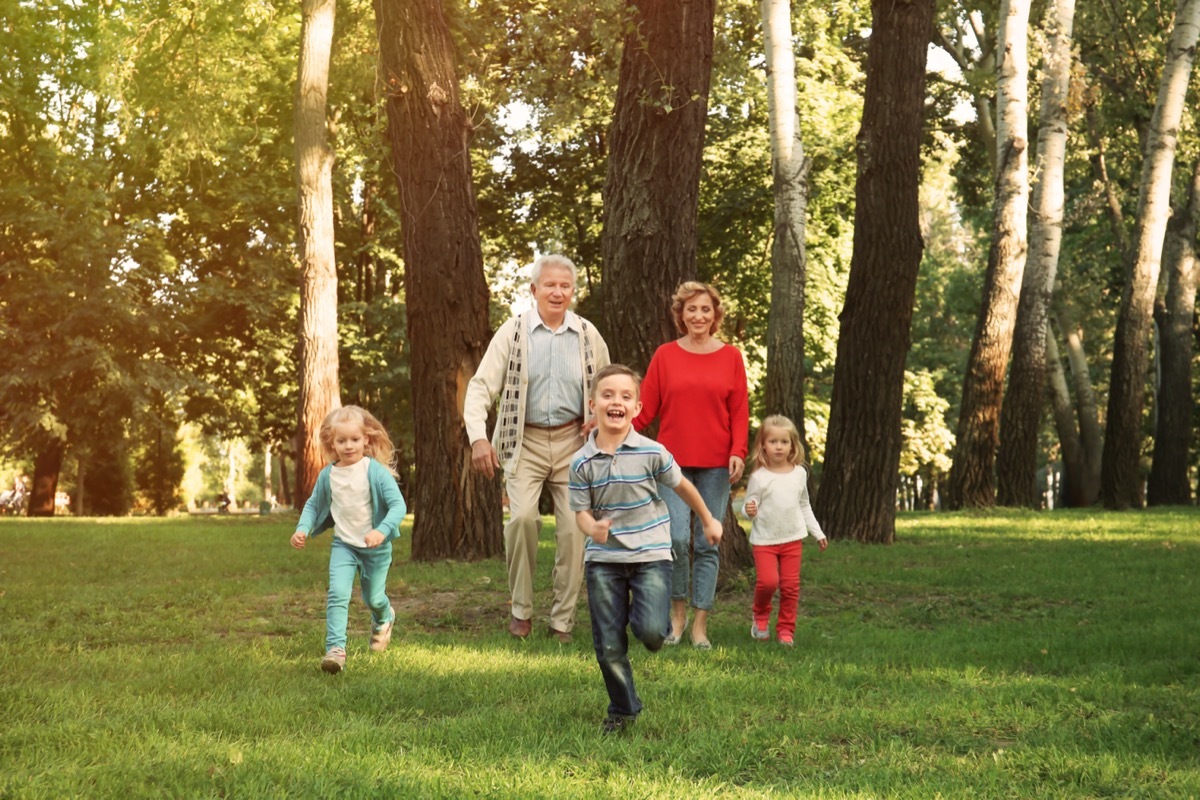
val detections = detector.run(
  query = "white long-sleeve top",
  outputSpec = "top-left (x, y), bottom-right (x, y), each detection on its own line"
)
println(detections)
top-left (741, 465), bottom-right (826, 546)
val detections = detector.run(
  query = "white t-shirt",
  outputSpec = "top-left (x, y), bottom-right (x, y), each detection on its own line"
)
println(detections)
top-left (742, 465), bottom-right (826, 547)
top-left (330, 458), bottom-right (373, 547)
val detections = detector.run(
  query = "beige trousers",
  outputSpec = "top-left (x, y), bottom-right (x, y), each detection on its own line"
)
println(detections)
top-left (504, 423), bottom-right (585, 632)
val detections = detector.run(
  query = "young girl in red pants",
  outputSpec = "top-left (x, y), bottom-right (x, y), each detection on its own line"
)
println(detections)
top-left (742, 415), bottom-right (828, 646)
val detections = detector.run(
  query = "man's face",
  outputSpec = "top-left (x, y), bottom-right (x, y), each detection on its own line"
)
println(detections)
top-left (531, 264), bottom-right (575, 322)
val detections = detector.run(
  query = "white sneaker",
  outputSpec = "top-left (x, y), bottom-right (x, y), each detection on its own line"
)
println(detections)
top-left (321, 647), bottom-right (346, 674)
top-left (370, 607), bottom-right (394, 652)
top-left (750, 621), bottom-right (770, 641)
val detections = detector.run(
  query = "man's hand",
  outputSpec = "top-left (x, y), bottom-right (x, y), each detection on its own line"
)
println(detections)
top-left (471, 440), bottom-right (500, 479)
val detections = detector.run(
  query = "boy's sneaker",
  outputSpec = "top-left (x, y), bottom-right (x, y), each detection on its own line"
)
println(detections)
top-left (778, 634), bottom-right (795, 647)
top-left (370, 607), bottom-right (395, 652)
top-left (600, 714), bottom-right (636, 735)
top-left (321, 647), bottom-right (347, 674)
top-left (750, 621), bottom-right (770, 641)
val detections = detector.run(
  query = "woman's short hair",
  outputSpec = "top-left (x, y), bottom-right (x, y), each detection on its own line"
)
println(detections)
top-left (530, 253), bottom-right (578, 285)
top-left (670, 281), bottom-right (724, 336)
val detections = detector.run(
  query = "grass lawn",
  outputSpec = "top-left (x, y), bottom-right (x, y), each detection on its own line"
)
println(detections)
top-left (1, 508), bottom-right (1198, 798)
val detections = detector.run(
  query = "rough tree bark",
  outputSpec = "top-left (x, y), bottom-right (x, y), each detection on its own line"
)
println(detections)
top-left (996, 0), bottom-right (1076, 507)
top-left (375, 0), bottom-right (501, 560)
top-left (1101, 0), bottom-right (1200, 509)
top-left (599, 0), bottom-right (716, 373)
top-left (813, 0), bottom-right (934, 544)
top-left (946, 0), bottom-right (1032, 510)
top-left (761, 0), bottom-right (812, 430)
top-left (294, 0), bottom-right (341, 508)
top-left (1147, 157), bottom-right (1200, 505)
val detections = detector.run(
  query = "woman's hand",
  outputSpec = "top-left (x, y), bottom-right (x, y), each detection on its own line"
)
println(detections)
top-left (728, 455), bottom-right (745, 484)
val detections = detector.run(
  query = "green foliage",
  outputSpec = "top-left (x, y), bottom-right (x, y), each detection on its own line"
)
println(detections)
top-left (1, 510), bottom-right (1198, 797)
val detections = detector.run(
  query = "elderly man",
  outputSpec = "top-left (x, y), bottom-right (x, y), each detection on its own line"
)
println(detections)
top-left (464, 254), bottom-right (610, 642)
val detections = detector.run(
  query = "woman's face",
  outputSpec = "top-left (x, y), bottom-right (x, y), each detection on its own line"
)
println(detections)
top-left (681, 292), bottom-right (716, 338)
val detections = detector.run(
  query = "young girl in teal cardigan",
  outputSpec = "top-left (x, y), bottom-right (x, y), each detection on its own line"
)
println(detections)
top-left (291, 406), bottom-right (407, 674)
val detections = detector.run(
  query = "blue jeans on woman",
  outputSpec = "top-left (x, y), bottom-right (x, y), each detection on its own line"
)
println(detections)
top-left (585, 559), bottom-right (672, 718)
top-left (660, 466), bottom-right (729, 611)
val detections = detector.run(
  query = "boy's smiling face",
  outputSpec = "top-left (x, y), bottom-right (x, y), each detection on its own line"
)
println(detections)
top-left (590, 373), bottom-right (642, 437)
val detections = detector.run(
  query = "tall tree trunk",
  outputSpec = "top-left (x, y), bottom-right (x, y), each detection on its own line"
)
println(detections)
top-left (1045, 328), bottom-right (1088, 507)
top-left (1056, 301), bottom-right (1102, 504)
top-left (1101, 0), bottom-right (1200, 509)
top-left (28, 441), bottom-right (64, 517)
top-left (295, 0), bottom-right (341, 508)
top-left (376, 0), bottom-right (501, 560)
top-left (277, 448), bottom-right (293, 508)
top-left (1147, 156), bottom-right (1200, 505)
top-left (813, 0), bottom-right (934, 545)
top-left (946, 0), bottom-right (1032, 510)
top-left (761, 0), bottom-right (812, 430)
top-left (599, 0), bottom-right (715, 373)
top-left (996, 0), bottom-right (1076, 507)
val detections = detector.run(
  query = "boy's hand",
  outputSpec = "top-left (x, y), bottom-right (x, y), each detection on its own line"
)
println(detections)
top-left (290, 531), bottom-right (307, 549)
top-left (702, 517), bottom-right (723, 546)
top-left (744, 499), bottom-right (758, 518)
top-left (589, 519), bottom-right (611, 545)
top-left (818, 537), bottom-right (829, 552)
top-left (364, 530), bottom-right (385, 548)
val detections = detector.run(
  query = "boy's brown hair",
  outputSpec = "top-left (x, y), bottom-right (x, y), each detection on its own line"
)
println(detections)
top-left (591, 363), bottom-right (641, 398)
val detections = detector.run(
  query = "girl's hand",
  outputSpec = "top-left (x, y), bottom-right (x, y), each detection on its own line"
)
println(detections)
top-left (290, 531), bottom-right (307, 549)
top-left (818, 537), bottom-right (829, 552)
top-left (728, 456), bottom-right (745, 484)
top-left (589, 519), bottom-right (611, 545)
top-left (744, 499), bottom-right (758, 518)
top-left (364, 530), bottom-right (385, 548)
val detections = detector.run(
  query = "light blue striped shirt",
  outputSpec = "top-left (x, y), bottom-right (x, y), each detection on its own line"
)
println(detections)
top-left (526, 309), bottom-right (585, 426)
top-left (569, 429), bottom-right (682, 563)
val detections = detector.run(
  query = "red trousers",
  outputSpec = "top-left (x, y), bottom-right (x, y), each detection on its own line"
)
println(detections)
top-left (752, 539), bottom-right (803, 639)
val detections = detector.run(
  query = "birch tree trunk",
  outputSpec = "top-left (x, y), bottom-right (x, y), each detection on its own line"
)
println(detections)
top-left (814, 0), bottom-right (934, 544)
top-left (1101, 0), bottom-right (1200, 509)
top-left (1045, 329), bottom-right (1088, 507)
top-left (375, 0), bottom-right (502, 560)
top-left (945, 0), bottom-right (1032, 510)
top-left (294, 0), bottom-right (341, 508)
top-left (1147, 157), bottom-right (1200, 505)
top-left (761, 0), bottom-right (812, 430)
top-left (1056, 301), bottom-right (1102, 504)
top-left (996, 0), bottom-right (1076, 507)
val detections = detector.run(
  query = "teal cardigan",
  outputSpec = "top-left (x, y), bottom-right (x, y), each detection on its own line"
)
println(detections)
top-left (296, 458), bottom-right (407, 544)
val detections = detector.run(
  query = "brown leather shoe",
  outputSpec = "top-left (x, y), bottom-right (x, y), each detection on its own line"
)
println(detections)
top-left (548, 627), bottom-right (572, 644)
top-left (508, 615), bottom-right (532, 638)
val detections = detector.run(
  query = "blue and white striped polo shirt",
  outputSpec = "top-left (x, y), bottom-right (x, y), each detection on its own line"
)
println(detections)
top-left (569, 428), bottom-right (683, 563)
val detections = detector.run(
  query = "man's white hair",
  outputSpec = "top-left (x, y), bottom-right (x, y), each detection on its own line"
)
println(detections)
top-left (530, 253), bottom-right (578, 285)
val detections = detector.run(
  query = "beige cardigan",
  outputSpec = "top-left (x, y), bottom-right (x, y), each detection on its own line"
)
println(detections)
top-left (463, 311), bottom-right (610, 472)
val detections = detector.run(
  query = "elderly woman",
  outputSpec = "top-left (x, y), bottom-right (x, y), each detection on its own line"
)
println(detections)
top-left (633, 281), bottom-right (749, 649)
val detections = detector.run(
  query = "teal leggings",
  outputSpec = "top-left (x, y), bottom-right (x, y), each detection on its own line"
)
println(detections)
top-left (326, 537), bottom-right (394, 650)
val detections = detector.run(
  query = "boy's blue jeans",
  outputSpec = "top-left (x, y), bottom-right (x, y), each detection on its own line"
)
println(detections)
top-left (326, 538), bottom-right (394, 650)
top-left (660, 467), bottom-right (730, 610)
top-left (585, 559), bottom-right (672, 718)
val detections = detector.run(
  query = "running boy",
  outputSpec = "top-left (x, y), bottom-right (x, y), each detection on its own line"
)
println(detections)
top-left (569, 364), bottom-right (723, 734)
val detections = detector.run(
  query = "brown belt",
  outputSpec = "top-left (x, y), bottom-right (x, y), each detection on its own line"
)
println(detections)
top-left (525, 418), bottom-right (583, 431)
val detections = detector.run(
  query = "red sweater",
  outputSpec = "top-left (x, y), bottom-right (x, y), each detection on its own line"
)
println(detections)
top-left (633, 341), bottom-right (749, 468)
